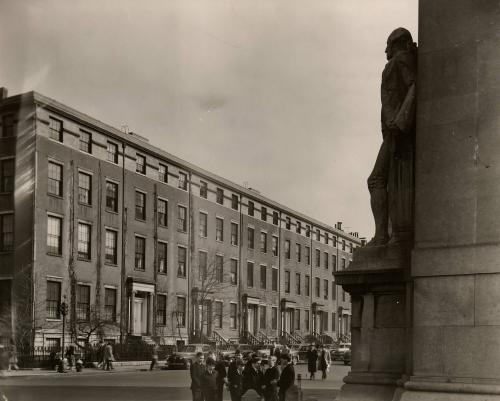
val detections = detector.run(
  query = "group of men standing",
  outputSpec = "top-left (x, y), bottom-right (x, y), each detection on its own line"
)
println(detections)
top-left (190, 350), bottom-right (295, 401)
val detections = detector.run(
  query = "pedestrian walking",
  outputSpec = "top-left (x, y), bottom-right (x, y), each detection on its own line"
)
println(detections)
top-left (202, 358), bottom-right (219, 401)
top-left (242, 356), bottom-right (263, 396)
top-left (65, 344), bottom-right (76, 371)
top-left (227, 358), bottom-right (245, 401)
top-left (8, 339), bottom-right (19, 371)
top-left (150, 343), bottom-right (159, 371)
top-left (190, 352), bottom-right (205, 401)
top-left (306, 344), bottom-right (318, 380)
top-left (103, 342), bottom-right (115, 371)
top-left (317, 345), bottom-right (330, 380)
top-left (262, 356), bottom-right (279, 401)
top-left (277, 354), bottom-right (294, 401)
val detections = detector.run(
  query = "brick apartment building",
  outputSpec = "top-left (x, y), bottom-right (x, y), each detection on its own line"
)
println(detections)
top-left (0, 88), bottom-right (362, 348)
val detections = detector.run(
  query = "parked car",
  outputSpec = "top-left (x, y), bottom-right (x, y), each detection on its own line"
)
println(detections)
top-left (164, 344), bottom-right (211, 369)
top-left (343, 349), bottom-right (351, 365)
top-left (331, 343), bottom-right (351, 361)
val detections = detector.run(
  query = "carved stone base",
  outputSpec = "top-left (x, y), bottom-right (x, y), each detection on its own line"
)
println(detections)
top-left (334, 384), bottom-right (402, 401)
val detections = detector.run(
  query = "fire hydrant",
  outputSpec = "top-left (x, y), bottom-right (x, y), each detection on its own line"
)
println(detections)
top-left (76, 358), bottom-right (83, 372)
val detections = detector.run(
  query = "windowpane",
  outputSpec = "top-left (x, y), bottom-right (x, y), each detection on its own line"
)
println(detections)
top-left (157, 294), bottom-right (167, 325)
top-left (158, 242), bottom-right (168, 273)
top-left (178, 206), bottom-right (187, 231)
top-left (247, 227), bottom-right (254, 249)
top-left (159, 164), bottom-right (168, 183)
top-left (48, 162), bottom-right (62, 196)
top-left (259, 305), bottom-right (266, 329)
top-left (230, 259), bottom-right (238, 285)
top-left (285, 217), bottom-right (291, 230)
top-left (260, 232), bottom-right (267, 253)
top-left (296, 243), bottom-right (301, 262)
top-left (106, 181), bottom-right (118, 212)
top-left (324, 252), bottom-right (329, 269)
top-left (305, 275), bottom-right (310, 297)
top-left (273, 212), bottom-right (278, 225)
top-left (216, 188), bottom-right (224, 204)
top-left (200, 181), bottom-right (207, 198)
top-left (46, 281), bottom-right (61, 319)
top-left (247, 262), bottom-right (254, 288)
top-left (305, 246), bottom-right (310, 265)
top-left (0, 159), bottom-right (14, 192)
top-left (104, 288), bottom-right (117, 322)
top-left (261, 206), bottom-right (267, 221)
top-left (136, 154), bottom-right (146, 174)
top-left (272, 268), bottom-right (278, 291)
top-left (248, 201), bottom-right (254, 216)
top-left (324, 279), bottom-right (329, 300)
top-left (49, 117), bottom-right (62, 141)
top-left (231, 194), bottom-right (238, 210)
top-left (260, 265), bottom-right (266, 289)
top-left (0, 214), bottom-right (14, 251)
top-left (77, 223), bottom-right (91, 259)
top-left (199, 212), bottom-right (207, 237)
top-left (105, 230), bottom-right (117, 264)
top-left (47, 215), bottom-right (62, 255)
top-left (272, 307), bottom-right (278, 330)
top-left (176, 297), bottom-right (186, 326)
top-left (294, 309), bottom-right (300, 330)
top-left (178, 172), bottom-right (187, 190)
top-left (315, 278), bottom-right (320, 297)
top-left (231, 222), bottom-right (238, 246)
top-left (158, 199), bottom-right (168, 226)
top-left (1, 114), bottom-right (14, 137)
top-left (79, 130), bottom-right (92, 153)
top-left (285, 271), bottom-right (290, 293)
top-left (78, 172), bottom-right (92, 205)
top-left (199, 251), bottom-right (207, 279)
top-left (230, 304), bottom-right (237, 329)
top-left (107, 142), bottom-right (118, 164)
top-left (216, 217), bottom-right (224, 241)
top-left (76, 285), bottom-right (90, 321)
top-left (285, 240), bottom-right (290, 259)
top-left (215, 255), bottom-right (223, 283)
top-left (296, 273), bottom-right (301, 295)
top-left (135, 237), bottom-right (145, 270)
top-left (135, 191), bottom-right (146, 220)
top-left (315, 249), bottom-right (321, 267)
top-left (272, 236), bottom-right (278, 256)
top-left (178, 247), bottom-right (186, 277)
top-left (215, 302), bottom-right (223, 329)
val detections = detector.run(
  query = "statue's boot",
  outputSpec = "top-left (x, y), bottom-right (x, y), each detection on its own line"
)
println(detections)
top-left (367, 188), bottom-right (389, 246)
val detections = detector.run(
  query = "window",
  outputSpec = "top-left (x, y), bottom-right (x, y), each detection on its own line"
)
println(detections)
top-left (216, 188), bottom-right (224, 204)
top-left (77, 223), bottom-right (91, 260)
top-left (1, 114), bottom-right (14, 137)
top-left (178, 246), bottom-right (187, 277)
top-left (157, 294), bottom-right (167, 325)
top-left (0, 214), bottom-right (13, 251)
top-left (272, 236), bottom-right (278, 256)
top-left (178, 205), bottom-right (187, 232)
top-left (231, 194), bottom-right (238, 210)
top-left (285, 240), bottom-right (290, 259)
top-left (215, 255), bottom-right (223, 283)
top-left (296, 221), bottom-right (301, 234)
top-left (78, 172), bottom-right (92, 205)
top-left (159, 164), bottom-right (168, 183)
top-left (306, 225), bottom-right (311, 238)
top-left (247, 227), bottom-right (254, 249)
top-left (296, 273), bottom-right (301, 295)
top-left (215, 302), bottom-right (223, 329)
top-left (158, 242), bottom-right (168, 273)
top-left (216, 217), bottom-right (224, 241)
top-left (230, 259), bottom-right (238, 285)
top-left (231, 222), bottom-right (238, 246)
top-left (315, 277), bottom-right (320, 297)
top-left (316, 229), bottom-right (321, 241)
top-left (285, 271), bottom-right (290, 293)
top-left (176, 297), bottom-right (186, 327)
top-left (305, 246), bottom-right (310, 265)
top-left (260, 265), bottom-right (267, 289)
top-left (305, 275), bottom-right (310, 297)
top-left (199, 212), bottom-right (207, 237)
top-left (294, 309), bottom-right (300, 330)
top-left (315, 249), bottom-right (321, 267)
top-left (198, 251), bottom-right (207, 279)
top-left (178, 172), bottom-right (187, 190)
top-left (105, 230), bottom-right (117, 264)
top-left (342, 240), bottom-right (346, 251)
top-left (230, 303), bottom-right (237, 329)
top-left (48, 161), bottom-right (63, 196)
top-left (325, 232), bottom-right (329, 245)
top-left (342, 258), bottom-right (346, 270)
top-left (285, 217), bottom-right (291, 230)
top-left (107, 142), bottom-right (118, 164)
top-left (350, 243), bottom-right (354, 253)
top-left (157, 199), bottom-right (168, 227)
top-left (247, 261), bottom-right (254, 288)
top-left (273, 212), bottom-right (279, 225)
top-left (342, 288), bottom-right (346, 302)
top-left (0, 159), bottom-right (14, 192)
top-left (76, 285), bottom-right (90, 321)
top-left (324, 252), bottom-right (329, 269)
top-left (260, 232), bottom-right (267, 253)
top-left (333, 236), bottom-right (337, 247)
top-left (260, 305), bottom-right (267, 329)
top-left (136, 154), bottom-right (146, 174)
top-left (322, 311), bottom-right (329, 332)
top-left (332, 255), bottom-right (337, 272)
top-left (332, 312), bottom-right (336, 332)
top-left (49, 117), bottom-right (63, 141)
top-left (324, 279), bottom-right (329, 300)
top-left (272, 307), bottom-right (278, 330)
top-left (272, 268), bottom-right (278, 291)
top-left (135, 191), bottom-right (146, 220)
top-left (332, 282), bottom-right (336, 300)
top-left (47, 215), bottom-right (62, 255)
top-left (135, 236), bottom-right (145, 270)
top-left (104, 288), bottom-right (117, 322)
top-left (261, 206), bottom-right (267, 222)
top-left (305, 310), bottom-right (310, 331)
top-left (200, 181), bottom-right (207, 198)
top-left (79, 130), bottom-right (91, 153)
top-left (248, 201), bottom-right (254, 216)
top-left (105, 181), bottom-right (118, 212)
top-left (45, 338), bottom-right (60, 350)
top-left (296, 243), bottom-right (301, 262)
top-left (46, 281), bottom-right (61, 319)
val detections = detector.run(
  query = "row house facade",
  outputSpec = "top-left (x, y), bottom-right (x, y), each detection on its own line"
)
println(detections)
top-left (0, 89), bottom-right (362, 348)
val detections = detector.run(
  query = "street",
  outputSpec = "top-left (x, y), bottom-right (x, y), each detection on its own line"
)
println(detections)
top-left (0, 362), bottom-right (350, 401)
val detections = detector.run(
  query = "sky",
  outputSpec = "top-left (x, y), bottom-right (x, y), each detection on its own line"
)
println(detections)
top-left (0, 0), bottom-right (418, 238)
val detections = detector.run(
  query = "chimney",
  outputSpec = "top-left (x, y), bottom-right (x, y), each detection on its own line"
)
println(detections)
top-left (0, 87), bottom-right (8, 100)
top-left (337, 221), bottom-right (342, 230)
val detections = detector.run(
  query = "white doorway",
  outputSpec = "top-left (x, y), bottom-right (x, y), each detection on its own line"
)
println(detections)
top-left (248, 306), bottom-right (257, 335)
top-left (133, 298), bottom-right (145, 334)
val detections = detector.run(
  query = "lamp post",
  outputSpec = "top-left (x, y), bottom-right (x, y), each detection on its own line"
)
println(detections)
top-left (59, 301), bottom-right (68, 354)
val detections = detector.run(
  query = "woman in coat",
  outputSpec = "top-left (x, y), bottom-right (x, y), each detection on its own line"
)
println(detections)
top-left (317, 345), bottom-right (331, 380)
top-left (306, 344), bottom-right (318, 380)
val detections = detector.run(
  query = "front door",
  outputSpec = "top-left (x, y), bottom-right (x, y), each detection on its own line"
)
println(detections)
top-left (286, 310), bottom-right (293, 333)
top-left (248, 306), bottom-right (256, 335)
top-left (133, 298), bottom-right (143, 334)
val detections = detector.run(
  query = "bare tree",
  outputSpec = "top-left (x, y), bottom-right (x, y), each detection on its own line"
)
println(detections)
top-left (71, 305), bottom-right (120, 348)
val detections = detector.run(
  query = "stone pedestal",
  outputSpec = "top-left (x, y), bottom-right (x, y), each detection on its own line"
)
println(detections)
top-left (334, 243), bottom-right (412, 401)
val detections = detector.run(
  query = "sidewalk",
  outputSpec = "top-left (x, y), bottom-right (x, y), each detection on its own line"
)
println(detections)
top-left (1, 360), bottom-right (151, 377)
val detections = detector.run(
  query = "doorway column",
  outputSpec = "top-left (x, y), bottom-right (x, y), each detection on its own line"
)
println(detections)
top-left (129, 291), bottom-right (136, 334)
top-left (147, 293), bottom-right (153, 335)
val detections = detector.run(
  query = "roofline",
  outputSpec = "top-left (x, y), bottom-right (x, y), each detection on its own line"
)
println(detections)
top-left (2, 90), bottom-right (362, 243)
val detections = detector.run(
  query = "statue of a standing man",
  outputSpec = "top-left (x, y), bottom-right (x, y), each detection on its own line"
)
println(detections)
top-left (367, 28), bottom-right (417, 246)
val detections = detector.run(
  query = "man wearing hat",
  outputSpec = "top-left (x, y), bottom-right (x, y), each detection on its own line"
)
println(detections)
top-left (202, 358), bottom-right (219, 401)
top-left (227, 358), bottom-right (245, 401)
top-left (242, 356), bottom-right (263, 396)
top-left (277, 353), bottom-right (295, 401)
